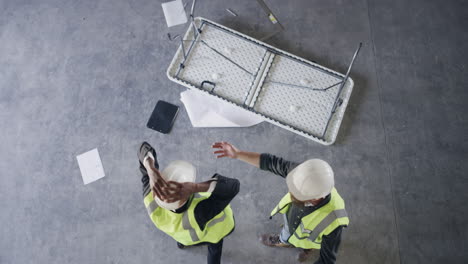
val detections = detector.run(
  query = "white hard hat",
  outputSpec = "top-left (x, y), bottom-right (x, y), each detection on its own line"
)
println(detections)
top-left (286, 159), bottom-right (334, 201)
top-left (154, 160), bottom-right (196, 210)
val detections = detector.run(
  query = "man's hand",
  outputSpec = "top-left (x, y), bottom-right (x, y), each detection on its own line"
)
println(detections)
top-left (212, 142), bottom-right (239, 159)
top-left (145, 156), bottom-right (175, 201)
top-left (212, 141), bottom-right (261, 167)
top-left (162, 182), bottom-right (197, 203)
top-left (149, 169), bottom-right (172, 201)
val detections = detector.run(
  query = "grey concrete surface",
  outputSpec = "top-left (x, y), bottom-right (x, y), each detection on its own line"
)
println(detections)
top-left (0, 0), bottom-right (466, 263)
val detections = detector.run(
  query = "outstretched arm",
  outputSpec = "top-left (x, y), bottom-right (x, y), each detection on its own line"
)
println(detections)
top-left (212, 141), bottom-right (299, 178)
top-left (212, 141), bottom-right (261, 167)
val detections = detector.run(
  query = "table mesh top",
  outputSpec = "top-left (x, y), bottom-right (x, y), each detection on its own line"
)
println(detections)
top-left (168, 18), bottom-right (354, 145)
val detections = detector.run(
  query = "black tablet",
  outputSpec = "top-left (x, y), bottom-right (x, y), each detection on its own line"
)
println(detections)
top-left (146, 100), bottom-right (179, 134)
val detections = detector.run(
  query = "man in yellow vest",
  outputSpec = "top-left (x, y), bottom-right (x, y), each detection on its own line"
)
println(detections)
top-left (212, 141), bottom-right (349, 263)
top-left (138, 142), bottom-right (239, 264)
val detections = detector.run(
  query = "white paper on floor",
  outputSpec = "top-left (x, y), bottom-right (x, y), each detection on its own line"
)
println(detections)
top-left (161, 0), bottom-right (188, 27)
top-left (76, 148), bottom-right (106, 185)
top-left (180, 89), bottom-right (264, 127)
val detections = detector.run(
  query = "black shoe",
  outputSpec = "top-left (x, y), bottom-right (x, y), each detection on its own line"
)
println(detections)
top-left (177, 242), bottom-right (186, 249)
top-left (298, 249), bottom-right (315, 262)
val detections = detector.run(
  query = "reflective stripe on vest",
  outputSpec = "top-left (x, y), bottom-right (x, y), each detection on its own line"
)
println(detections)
top-left (177, 193), bottom-right (229, 243)
top-left (293, 208), bottom-right (348, 242)
top-left (144, 192), bottom-right (235, 245)
top-left (146, 200), bottom-right (158, 215)
top-left (270, 188), bottom-right (349, 249)
top-left (182, 210), bottom-right (199, 242)
top-left (145, 194), bottom-right (204, 243)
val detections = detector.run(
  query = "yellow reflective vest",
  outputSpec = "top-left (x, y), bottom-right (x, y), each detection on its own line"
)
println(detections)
top-left (270, 188), bottom-right (349, 249)
top-left (144, 192), bottom-right (235, 245)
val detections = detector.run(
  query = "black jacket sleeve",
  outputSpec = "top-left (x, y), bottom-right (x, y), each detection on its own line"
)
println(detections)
top-left (259, 153), bottom-right (300, 178)
top-left (194, 174), bottom-right (240, 230)
top-left (314, 226), bottom-right (344, 264)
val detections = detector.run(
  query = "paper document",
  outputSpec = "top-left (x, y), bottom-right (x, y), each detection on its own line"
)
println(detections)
top-left (162, 0), bottom-right (188, 27)
top-left (180, 90), bottom-right (264, 127)
top-left (77, 148), bottom-right (106, 185)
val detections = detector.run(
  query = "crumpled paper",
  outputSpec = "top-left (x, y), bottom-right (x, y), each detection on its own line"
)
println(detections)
top-left (180, 90), bottom-right (264, 127)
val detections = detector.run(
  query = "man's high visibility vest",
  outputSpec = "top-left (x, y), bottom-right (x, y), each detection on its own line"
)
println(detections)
top-left (144, 191), bottom-right (235, 245)
top-left (270, 188), bottom-right (349, 249)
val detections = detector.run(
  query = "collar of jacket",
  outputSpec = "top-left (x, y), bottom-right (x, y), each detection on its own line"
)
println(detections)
top-left (172, 194), bottom-right (195, 214)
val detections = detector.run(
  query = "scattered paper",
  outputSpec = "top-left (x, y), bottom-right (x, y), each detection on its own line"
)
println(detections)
top-left (180, 90), bottom-right (264, 127)
top-left (161, 0), bottom-right (188, 27)
top-left (76, 148), bottom-right (105, 185)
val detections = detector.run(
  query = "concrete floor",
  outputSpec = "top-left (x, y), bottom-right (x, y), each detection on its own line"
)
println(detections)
top-left (1, 0), bottom-right (467, 263)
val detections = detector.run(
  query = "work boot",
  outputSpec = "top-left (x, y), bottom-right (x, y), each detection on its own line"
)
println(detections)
top-left (259, 234), bottom-right (293, 248)
top-left (177, 242), bottom-right (186, 249)
top-left (297, 249), bottom-right (314, 262)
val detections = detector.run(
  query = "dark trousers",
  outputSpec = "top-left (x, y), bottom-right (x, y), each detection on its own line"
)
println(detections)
top-left (178, 240), bottom-right (223, 264)
top-left (139, 149), bottom-right (223, 264)
top-left (206, 239), bottom-right (223, 264)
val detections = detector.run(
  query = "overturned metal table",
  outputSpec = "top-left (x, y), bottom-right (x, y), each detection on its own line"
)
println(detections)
top-left (167, 17), bottom-right (361, 145)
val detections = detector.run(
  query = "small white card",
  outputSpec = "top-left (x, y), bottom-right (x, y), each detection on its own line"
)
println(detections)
top-left (162, 0), bottom-right (188, 27)
top-left (77, 148), bottom-right (105, 185)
